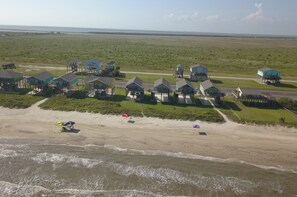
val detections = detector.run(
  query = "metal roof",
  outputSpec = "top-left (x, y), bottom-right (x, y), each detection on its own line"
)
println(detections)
top-left (190, 64), bottom-right (207, 69)
top-left (239, 88), bottom-right (262, 96)
top-left (200, 80), bottom-right (216, 90)
top-left (154, 78), bottom-right (171, 89)
top-left (31, 71), bottom-right (53, 81)
top-left (126, 77), bottom-right (143, 87)
top-left (0, 70), bottom-right (23, 79)
top-left (258, 67), bottom-right (273, 72)
top-left (58, 73), bottom-right (77, 82)
top-left (85, 76), bottom-right (114, 85)
top-left (176, 79), bottom-right (195, 90)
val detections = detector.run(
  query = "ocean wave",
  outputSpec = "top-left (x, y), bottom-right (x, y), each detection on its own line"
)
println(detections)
top-left (31, 153), bottom-right (102, 168)
top-left (4, 142), bottom-right (297, 174)
top-left (103, 144), bottom-right (297, 174)
top-left (0, 148), bottom-right (19, 158)
top-left (0, 180), bottom-right (50, 197)
top-left (54, 189), bottom-right (163, 197)
top-left (109, 163), bottom-right (259, 195)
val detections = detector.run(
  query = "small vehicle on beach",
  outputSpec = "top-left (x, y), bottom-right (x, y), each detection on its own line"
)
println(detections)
top-left (57, 121), bottom-right (76, 132)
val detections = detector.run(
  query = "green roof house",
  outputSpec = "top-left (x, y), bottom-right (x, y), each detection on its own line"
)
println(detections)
top-left (257, 68), bottom-right (281, 84)
top-left (27, 71), bottom-right (54, 88)
top-left (53, 73), bottom-right (78, 92)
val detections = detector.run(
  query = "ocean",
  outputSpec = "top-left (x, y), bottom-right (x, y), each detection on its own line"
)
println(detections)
top-left (0, 140), bottom-right (296, 197)
top-left (1, 25), bottom-right (296, 39)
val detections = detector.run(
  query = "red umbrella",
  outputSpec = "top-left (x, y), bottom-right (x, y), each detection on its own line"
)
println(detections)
top-left (122, 113), bottom-right (130, 118)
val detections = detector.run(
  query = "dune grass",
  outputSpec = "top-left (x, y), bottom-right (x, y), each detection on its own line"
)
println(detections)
top-left (39, 89), bottom-right (224, 123)
top-left (0, 93), bottom-right (44, 109)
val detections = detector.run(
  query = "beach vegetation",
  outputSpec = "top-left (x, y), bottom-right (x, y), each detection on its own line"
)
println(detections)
top-left (0, 93), bottom-right (44, 108)
top-left (39, 88), bottom-right (224, 122)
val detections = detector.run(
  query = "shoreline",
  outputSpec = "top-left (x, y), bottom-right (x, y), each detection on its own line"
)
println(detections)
top-left (0, 100), bottom-right (297, 172)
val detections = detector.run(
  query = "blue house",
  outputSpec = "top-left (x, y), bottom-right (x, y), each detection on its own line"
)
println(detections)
top-left (190, 64), bottom-right (208, 81)
top-left (257, 68), bottom-right (281, 84)
top-left (84, 60), bottom-right (102, 75)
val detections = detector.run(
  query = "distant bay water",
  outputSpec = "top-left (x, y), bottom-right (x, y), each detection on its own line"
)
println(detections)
top-left (0, 25), bottom-right (296, 39)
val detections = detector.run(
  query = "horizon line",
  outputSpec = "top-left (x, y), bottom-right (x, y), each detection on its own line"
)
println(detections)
top-left (0, 24), bottom-right (297, 38)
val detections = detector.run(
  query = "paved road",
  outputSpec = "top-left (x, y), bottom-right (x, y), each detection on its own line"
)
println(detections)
top-left (122, 71), bottom-right (297, 83)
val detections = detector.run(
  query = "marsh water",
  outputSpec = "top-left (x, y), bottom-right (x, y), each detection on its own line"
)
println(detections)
top-left (0, 140), bottom-right (296, 197)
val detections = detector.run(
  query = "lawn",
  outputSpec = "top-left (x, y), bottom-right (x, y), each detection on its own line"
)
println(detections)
top-left (39, 88), bottom-right (224, 123)
top-left (1, 33), bottom-right (297, 79)
top-left (219, 97), bottom-right (297, 127)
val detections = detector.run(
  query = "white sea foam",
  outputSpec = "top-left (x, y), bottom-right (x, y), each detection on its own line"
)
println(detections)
top-left (0, 148), bottom-right (19, 158)
top-left (31, 153), bottom-right (102, 168)
top-left (0, 180), bottom-right (50, 197)
top-left (103, 144), bottom-right (297, 174)
top-left (54, 189), bottom-right (162, 197)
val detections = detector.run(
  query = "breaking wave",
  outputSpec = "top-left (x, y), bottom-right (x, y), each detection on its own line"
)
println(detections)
top-left (31, 153), bottom-right (102, 168)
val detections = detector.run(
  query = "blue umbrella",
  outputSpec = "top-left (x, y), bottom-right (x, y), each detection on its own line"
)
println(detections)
top-left (192, 124), bottom-right (200, 129)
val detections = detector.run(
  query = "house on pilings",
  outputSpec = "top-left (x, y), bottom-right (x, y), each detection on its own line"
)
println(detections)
top-left (26, 71), bottom-right (54, 94)
top-left (52, 73), bottom-right (78, 94)
top-left (67, 60), bottom-right (82, 73)
top-left (174, 64), bottom-right (184, 78)
top-left (85, 76), bottom-right (115, 98)
top-left (0, 70), bottom-right (23, 92)
top-left (84, 60), bottom-right (102, 76)
top-left (126, 77), bottom-right (144, 101)
top-left (152, 78), bottom-right (171, 102)
top-left (257, 68), bottom-right (281, 85)
top-left (200, 80), bottom-right (224, 104)
top-left (190, 64), bottom-right (208, 81)
top-left (174, 79), bottom-right (196, 104)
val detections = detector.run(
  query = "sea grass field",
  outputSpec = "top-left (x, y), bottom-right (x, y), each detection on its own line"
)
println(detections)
top-left (1, 33), bottom-right (297, 79)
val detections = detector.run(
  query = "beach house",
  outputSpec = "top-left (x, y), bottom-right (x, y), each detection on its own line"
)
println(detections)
top-left (0, 70), bottom-right (23, 92)
top-left (26, 71), bottom-right (54, 94)
top-left (190, 64), bottom-right (208, 81)
top-left (257, 68), bottom-right (281, 84)
top-left (52, 73), bottom-right (78, 93)
top-left (200, 80), bottom-right (224, 103)
top-left (174, 64), bottom-right (184, 78)
top-left (152, 78), bottom-right (171, 102)
top-left (175, 79), bottom-right (196, 104)
top-left (85, 76), bottom-right (114, 98)
top-left (84, 60), bottom-right (101, 75)
top-left (67, 60), bottom-right (81, 73)
top-left (126, 77), bottom-right (144, 101)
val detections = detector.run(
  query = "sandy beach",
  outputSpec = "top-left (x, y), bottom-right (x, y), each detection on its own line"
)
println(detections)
top-left (0, 99), bottom-right (297, 172)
